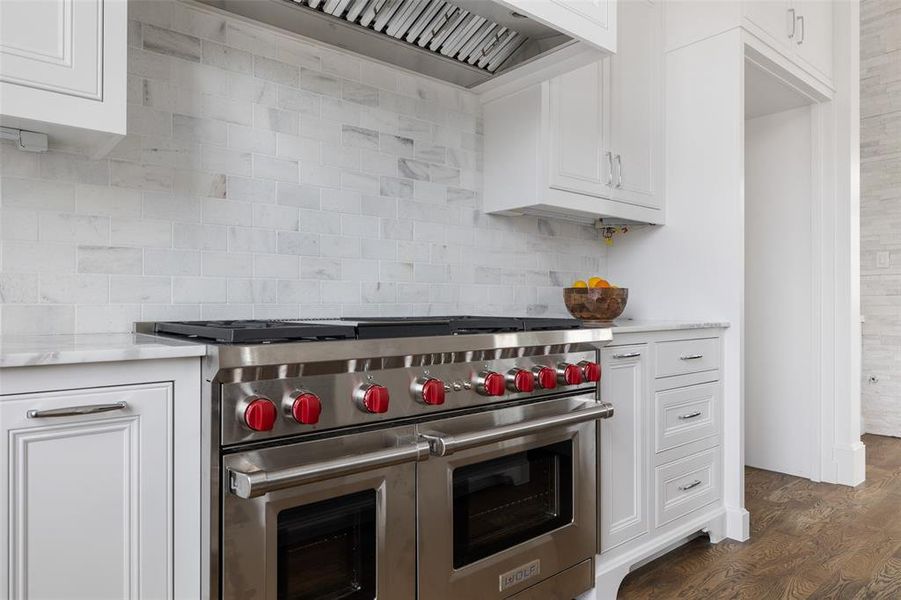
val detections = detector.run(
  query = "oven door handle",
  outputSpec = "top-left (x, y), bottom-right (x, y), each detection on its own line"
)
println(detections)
top-left (228, 440), bottom-right (432, 499)
top-left (420, 401), bottom-right (614, 457)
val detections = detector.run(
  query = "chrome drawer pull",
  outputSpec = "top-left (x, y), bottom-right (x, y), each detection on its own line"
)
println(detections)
top-left (612, 352), bottom-right (641, 359)
top-left (27, 401), bottom-right (127, 419)
top-left (679, 479), bottom-right (702, 492)
top-left (420, 401), bottom-right (614, 457)
top-left (229, 441), bottom-right (431, 499)
top-left (680, 354), bottom-right (704, 360)
top-left (678, 411), bottom-right (702, 420)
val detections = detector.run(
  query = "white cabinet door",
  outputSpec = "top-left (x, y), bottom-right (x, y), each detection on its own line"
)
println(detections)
top-left (608, 0), bottom-right (663, 209)
top-left (742, 0), bottom-right (795, 52)
top-left (0, 384), bottom-right (172, 600)
top-left (0, 0), bottom-right (126, 154)
top-left (548, 61), bottom-right (612, 199)
top-left (0, 0), bottom-right (103, 100)
top-left (497, 0), bottom-right (617, 53)
top-left (600, 344), bottom-right (649, 552)
top-left (794, 0), bottom-right (833, 82)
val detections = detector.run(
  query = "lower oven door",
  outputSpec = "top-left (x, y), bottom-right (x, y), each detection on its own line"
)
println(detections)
top-left (418, 396), bottom-right (611, 599)
top-left (221, 425), bottom-right (428, 600)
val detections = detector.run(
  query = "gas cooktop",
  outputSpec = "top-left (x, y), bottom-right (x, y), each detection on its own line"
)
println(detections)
top-left (151, 316), bottom-right (582, 343)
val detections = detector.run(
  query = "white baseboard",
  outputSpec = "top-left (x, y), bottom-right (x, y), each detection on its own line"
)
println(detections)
top-left (725, 505), bottom-right (750, 541)
top-left (833, 441), bottom-right (866, 486)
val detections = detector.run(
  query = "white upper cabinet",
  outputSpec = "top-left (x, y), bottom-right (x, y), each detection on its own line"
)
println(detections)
top-left (497, 0), bottom-right (617, 53)
top-left (0, 0), bottom-right (126, 156)
top-left (484, 0), bottom-right (663, 223)
top-left (608, 0), bottom-right (662, 209)
top-left (548, 62), bottom-right (610, 197)
top-left (743, 0), bottom-right (795, 53)
top-left (792, 1), bottom-right (833, 83)
top-left (742, 0), bottom-right (833, 86)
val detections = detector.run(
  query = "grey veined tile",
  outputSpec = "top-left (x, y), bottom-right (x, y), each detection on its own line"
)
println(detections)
top-left (398, 158), bottom-right (430, 181)
top-left (143, 24), bottom-right (202, 62)
top-left (342, 125), bottom-right (380, 150)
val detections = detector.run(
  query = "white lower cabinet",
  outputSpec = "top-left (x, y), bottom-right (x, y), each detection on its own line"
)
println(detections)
top-left (600, 344), bottom-right (649, 551)
top-left (654, 446), bottom-right (721, 527)
top-left (0, 359), bottom-right (201, 600)
top-left (594, 327), bottom-right (726, 600)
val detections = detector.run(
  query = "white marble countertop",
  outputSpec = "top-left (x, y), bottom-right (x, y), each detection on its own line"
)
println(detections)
top-left (605, 319), bottom-right (730, 334)
top-left (0, 321), bottom-right (728, 368)
top-left (0, 333), bottom-right (207, 368)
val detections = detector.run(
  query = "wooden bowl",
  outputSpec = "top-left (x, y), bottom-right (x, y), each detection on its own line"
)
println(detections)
top-left (563, 287), bottom-right (628, 322)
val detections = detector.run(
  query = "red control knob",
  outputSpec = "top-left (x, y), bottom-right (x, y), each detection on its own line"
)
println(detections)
top-left (535, 366), bottom-right (557, 390)
top-left (291, 392), bottom-right (321, 424)
top-left (580, 361), bottom-right (602, 383)
top-left (507, 368), bottom-right (535, 393)
top-left (420, 378), bottom-right (446, 406)
top-left (560, 363), bottom-right (583, 386)
top-left (243, 397), bottom-right (277, 431)
top-left (359, 384), bottom-right (390, 414)
top-left (478, 371), bottom-right (506, 397)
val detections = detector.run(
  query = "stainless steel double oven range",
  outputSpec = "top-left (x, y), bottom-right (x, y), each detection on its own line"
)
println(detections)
top-left (146, 316), bottom-right (614, 600)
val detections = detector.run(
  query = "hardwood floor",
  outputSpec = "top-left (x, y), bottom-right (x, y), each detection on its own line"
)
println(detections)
top-left (618, 434), bottom-right (901, 599)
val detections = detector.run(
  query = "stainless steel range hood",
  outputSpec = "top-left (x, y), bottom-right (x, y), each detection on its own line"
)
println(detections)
top-left (195, 0), bottom-right (583, 89)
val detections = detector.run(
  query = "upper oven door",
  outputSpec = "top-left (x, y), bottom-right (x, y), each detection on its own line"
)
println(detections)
top-left (417, 396), bottom-right (612, 599)
top-left (221, 426), bottom-right (427, 600)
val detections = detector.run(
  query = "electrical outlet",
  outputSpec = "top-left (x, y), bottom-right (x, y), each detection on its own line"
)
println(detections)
top-left (877, 251), bottom-right (891, 269)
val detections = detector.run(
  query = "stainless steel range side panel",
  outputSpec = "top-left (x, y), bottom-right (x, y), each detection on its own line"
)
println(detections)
top-left (220, 350), bottom-right (598, 445)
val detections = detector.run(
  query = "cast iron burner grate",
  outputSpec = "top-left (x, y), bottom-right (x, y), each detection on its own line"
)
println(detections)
top-left (151, 316), bottom-right (583, 343)
top-left (153, 320), bottom-right (358, 343)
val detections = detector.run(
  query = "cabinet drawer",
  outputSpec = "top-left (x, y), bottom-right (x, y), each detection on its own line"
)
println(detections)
top-left (655, 383), bottom-right (718, 453)
top-left (655, 337), bottom-right (720, 378)
top-left (654, 448), bottom-right (721, 527)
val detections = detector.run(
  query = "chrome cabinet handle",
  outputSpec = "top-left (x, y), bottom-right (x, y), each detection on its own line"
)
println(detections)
top-left (229, 441), bottom-right (431, 499)
top-left (787, 8), bottom-right (796, 39)
top-left (679, 479), bottom-right (702, 492)
top-left (612, 352), bottom-right (641, 359)
top-left (421, 401), bottom-right (614, 457)
top-left (678, 411), bottom-right (702, 420)
top-left (615, 154), bottom-right (623, 188)
top-left (796, 15), bottom-right (804, 44)
top-left (27, 401), bottom-right (127, 419)
top-left (680, 354), bottom-right (704, 360)
top-left (605, 151), bottom-right (614, 186)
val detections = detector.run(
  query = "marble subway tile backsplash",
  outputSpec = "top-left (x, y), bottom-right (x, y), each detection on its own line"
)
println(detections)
top-left (0, 0), bottom-right (606, 335)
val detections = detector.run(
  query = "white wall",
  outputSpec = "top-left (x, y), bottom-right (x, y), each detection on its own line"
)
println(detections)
top-left (607, 28), bottom-right (749, 540)
top-left (0, 0), bottom-right (608, 335)
top-left (744, 105), bottom-right (813, 479)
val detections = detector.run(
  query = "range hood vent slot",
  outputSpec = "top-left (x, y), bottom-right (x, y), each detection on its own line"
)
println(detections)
top-left (284, 0), bottom-right (526, 73)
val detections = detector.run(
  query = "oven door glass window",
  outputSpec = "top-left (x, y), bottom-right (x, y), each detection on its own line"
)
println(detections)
top-left (452, 440), bottom-right (574, 568)
top-left (277, 489), bottom-right (376, 600)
